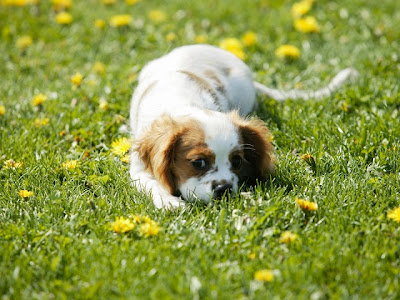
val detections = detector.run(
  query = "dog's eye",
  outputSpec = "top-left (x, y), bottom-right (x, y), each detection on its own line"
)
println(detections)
top-left (191, 158), bottom-right (207, 170)
top-left (231, 155), bottom-right (242, 169)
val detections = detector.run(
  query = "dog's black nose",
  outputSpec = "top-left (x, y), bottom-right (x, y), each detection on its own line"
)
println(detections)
top-left (212, 182), bottom-right (233, 199)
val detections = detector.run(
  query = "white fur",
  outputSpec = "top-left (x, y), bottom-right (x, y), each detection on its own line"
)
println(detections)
top-left (129, 44), bottom-right (357, 209)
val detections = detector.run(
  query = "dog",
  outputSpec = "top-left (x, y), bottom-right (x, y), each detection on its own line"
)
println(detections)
top-left (129, 44), bottom-right (357, 208)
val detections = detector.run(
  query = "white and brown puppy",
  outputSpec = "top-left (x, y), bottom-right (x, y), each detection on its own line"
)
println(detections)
top-left (129, 44), bottom-right (357, 208)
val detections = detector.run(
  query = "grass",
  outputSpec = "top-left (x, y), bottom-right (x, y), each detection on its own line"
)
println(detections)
top-left (1, 0), bottom-right (400, 299)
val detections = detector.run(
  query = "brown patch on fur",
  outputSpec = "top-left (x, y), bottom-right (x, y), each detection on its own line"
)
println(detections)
top-left (172, 141), bottom-right (215, 188)
top-left (178, 70), bottom-right (221, 110)
top-left (228, 111), bottom-right (275, 185)
top-left (136, 115), bottom-right (213, 195)
top-left (204, 69), bottom-right (227, 95)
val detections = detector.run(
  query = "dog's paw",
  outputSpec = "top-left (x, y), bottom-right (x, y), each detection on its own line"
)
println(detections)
top-left (153, 195), bottom-right (186, 209)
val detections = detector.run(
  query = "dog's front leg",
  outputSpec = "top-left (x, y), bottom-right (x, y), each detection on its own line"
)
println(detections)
top-left (129, 152), bottom-right (185, 209)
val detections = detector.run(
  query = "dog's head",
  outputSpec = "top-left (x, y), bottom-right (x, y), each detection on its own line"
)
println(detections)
top-left (136, 111), bottom-right (275, 203)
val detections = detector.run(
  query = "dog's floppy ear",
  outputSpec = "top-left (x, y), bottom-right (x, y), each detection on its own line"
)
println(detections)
top-left (135, 114), bottom-right (185, 196)
top-left (229, 111), bottom-right (275, 184)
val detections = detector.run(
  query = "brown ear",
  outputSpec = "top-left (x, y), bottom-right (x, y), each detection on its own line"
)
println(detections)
top-left (135, 115), bottom-right (185, 196)
top-left (229, 111), bottom-right (275, 184)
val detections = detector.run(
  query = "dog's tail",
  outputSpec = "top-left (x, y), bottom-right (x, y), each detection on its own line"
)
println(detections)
top-left (254, 68), bottom-right (359, 101)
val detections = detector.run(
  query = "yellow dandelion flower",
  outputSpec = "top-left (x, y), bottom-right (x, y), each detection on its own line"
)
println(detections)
top-left (166, 32), bottom-right (177, 42)
top-left (3, 159), bottom-right (23, 169)
top-left (120, 154), bottom-right (130, 164)
top-left (139, 219), bottom-right (161, 237)
top-left (294, 16), bottom-right (320, 33)
top-left (387, 206), bottom-right (400, 223)
top-left (254, 269), bottom-right (274, 282)
top-left (242, 31), bottom-right (257, 47)
top-left (31, 93), bottom-right (47, 107)
top-left (111, 216), bottom-right (135, 233)
top-left (275, 44), bottom-right (300, 60)
top-left (279, 231), bottom-right (299, 244)
top-left (301, 153), bottom-right (315, 167)
top-left (109, 14), bottom-right (132, 27)
top-left (125, 0), bottom-right (140, 5)
top-left (342, 101), bottom-right (349, 112)
top-left (62, 160), bottom-right (79, 170)
top-left (34, 117), bottom-right (50, 127)
top-left (296, 198), bottom-right (318, 211)
top-left (248, 252), bottom-right (256, 260)
top-left (94, 19), bottom-right (106, 29)
top-left (16, 35), bottom-right (33, 50)
top-left (3, 0), bottom-right (37, 6)
top-left (148, 10), bottom-right (167, 22)
top-left (111, 137), bottom-right (131, 157)
top-left (219, 38), bottom-right (247, 60)
top-left (0, 105), bottom-right (5, 116)
top-left (19, 190), bottom-right (34, 198)
top-left (52, 0), bottom-right (72, 11)
top-left (101, 0), bottom-right (115, 5)
top-left (55, 12), bottom-right (73, 25)
top-left (291, 0), bottom-right (312, 18)
top-left (99, 100), bottom-right (109, 110)
top-left (70, 72), bottom-right (83, 86)
top-left (93, 62), bottom-right (106, 73)
top-left (194, 34), bottom-right (207, 44)
top-left (130, 214), bottom-right (141, 223)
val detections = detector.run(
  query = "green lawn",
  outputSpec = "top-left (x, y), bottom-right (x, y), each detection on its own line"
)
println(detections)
top-left (1, 0), bottom-right (400, 299)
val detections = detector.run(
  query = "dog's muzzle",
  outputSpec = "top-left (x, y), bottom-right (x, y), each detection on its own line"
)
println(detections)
top-left (212, 181), bottom-right (233, 199)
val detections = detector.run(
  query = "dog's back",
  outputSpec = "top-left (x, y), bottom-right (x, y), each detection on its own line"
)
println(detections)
top-left (130, 45), bottom-right (257, 139)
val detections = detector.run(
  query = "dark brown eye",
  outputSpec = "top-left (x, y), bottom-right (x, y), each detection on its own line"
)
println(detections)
top-left (231, 155), bottom-right (242, 169)
top-left (191, 158), bottom-right (207, 170)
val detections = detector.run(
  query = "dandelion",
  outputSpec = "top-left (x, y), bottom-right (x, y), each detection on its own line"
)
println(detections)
top-left (31, 93), bottom-right (47, 107)
top-left (16, 35), bottom-right (33, 50)
top-left (55, 12), bottom-right (73, 25)
top-left (3, 0), bottom-right (37, 6)
top-left (254, 269), bottom-right (274, 282)
top-left (0, 105), bottom-right (5, 116)
top-left (111, 137), bottom-right (131, 157)
top-left (52, 0), bottom-right (72, 11)
top-left (194, 34), bottom-right (207, 44)
top-left (387, 206), bottom-right (400, 223)
top-left (301, 153), bottom-right (316, 168)
top-left (296, 198), bottom-right (318, 211)
top-left (248, 252), bottom-right (256, 260)
top-left (94, 19), bottom-right (106, 29)
top-left (139, 218), bottom-right (161, 237)
top-left (148, 10), bottom-right (167, 22)
top-left (70, 72), bottom-right (83, 86)
top-left (3, 159), bottom-right (23, 169)
top-left (110, 216), bottom-right (135, 233)
top-left (294, 16), bottom-right (320, 33)
top-left (19, 190), bottom-right (34, 198)
top-left (342, 101), bottom-right (349, 112)
top-left (34, 117), bottom-right (50, 127)
top-left (125, 0), bottom-right (140, 4)
top-left (99, 100), bottom-right (109, 110)
top-left (120, 154), bottom-right (130, 164)
top-left (219, 38), bottom-right (247, 60)
top-left (275, 44), bottom-right (300, 60)
top-left (279, 231), bottom-right (299, 244)
top-left (109, 14), bottom-right (132, 27)
top-left (93, 62), bottom-right (106, 73)
top-left (291, 0), bottom-right (312, 18)
top-left (242, 31), bottom-right (257, 47)
top-left (62, 160), bottom-right (79, 170)
top-left (166, 32), bottom-right (177, 42)
top-left (130, 214), bottom-right (141, 223)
